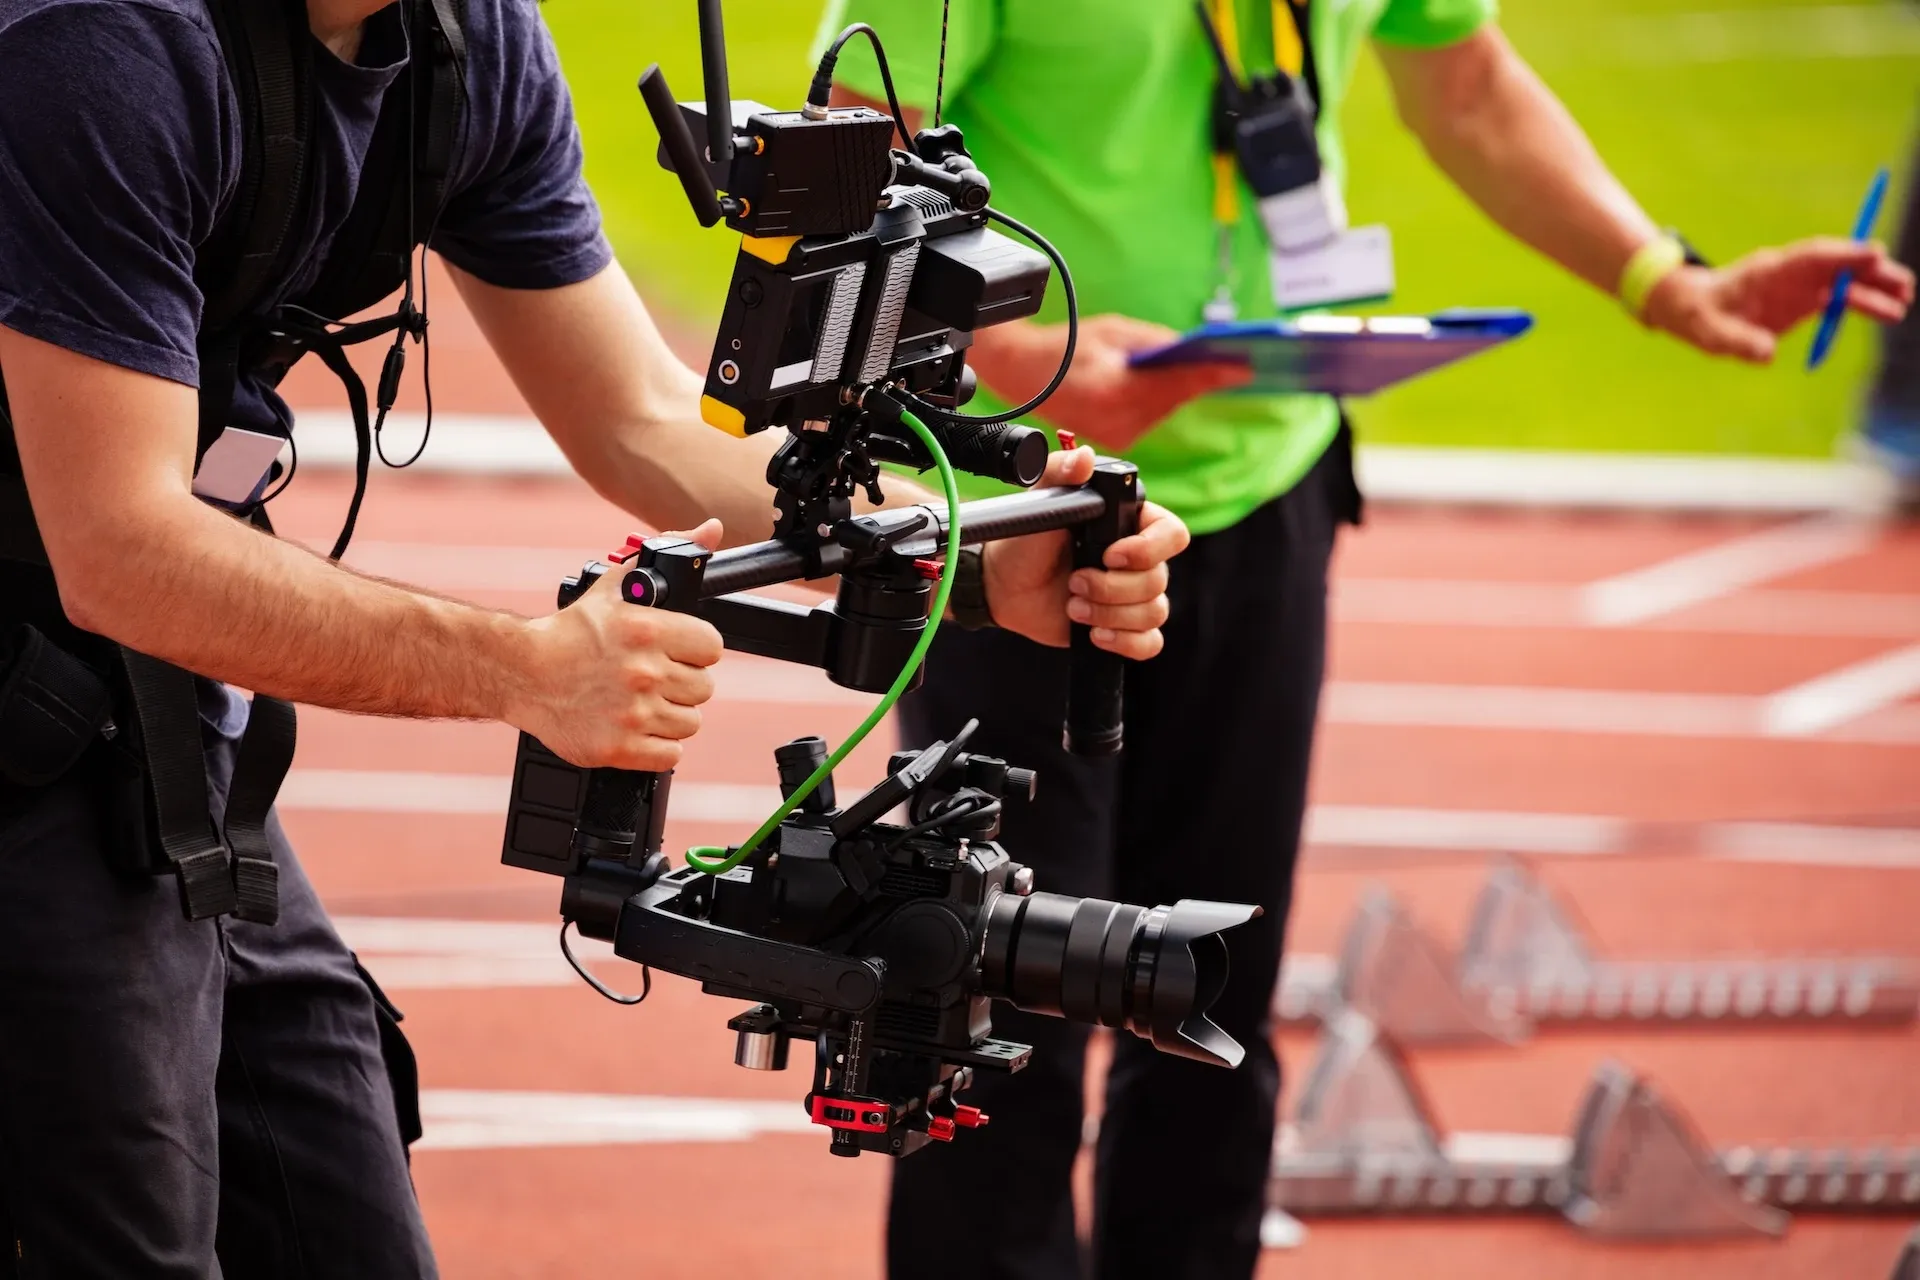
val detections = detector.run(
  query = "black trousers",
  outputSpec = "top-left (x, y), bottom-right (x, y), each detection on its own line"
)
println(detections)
top-left (887, 435), bottom-right (1358, 1280)
top-left (0, 730), bottom-right (435, 1278)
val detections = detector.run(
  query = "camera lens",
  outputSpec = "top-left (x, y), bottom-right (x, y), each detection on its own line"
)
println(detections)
top-left (977, 890), bottom-right (1260, 1068)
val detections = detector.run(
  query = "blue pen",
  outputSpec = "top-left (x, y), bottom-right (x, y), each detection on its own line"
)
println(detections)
top-left (1807, 167), bottom-right (1891, 371)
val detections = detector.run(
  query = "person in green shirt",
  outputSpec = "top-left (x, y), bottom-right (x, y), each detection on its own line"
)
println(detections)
top-left (815, 3), bottom-right (1912, 1278)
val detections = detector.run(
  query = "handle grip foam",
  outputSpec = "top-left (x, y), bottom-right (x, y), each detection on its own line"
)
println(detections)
top-left (1063, 461), bottom-right (1143, 757)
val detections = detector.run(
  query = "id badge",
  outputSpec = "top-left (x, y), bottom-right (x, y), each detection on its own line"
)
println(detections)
top-left (192, 426), bottom-right (287, 504)
top-left (1271, 224), bottom-right (1395, 311)
top-left (1257, 172), bottom-right (1347, 255)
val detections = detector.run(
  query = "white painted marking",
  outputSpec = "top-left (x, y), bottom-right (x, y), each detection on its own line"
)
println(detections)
top-left (415, 1089), bottom-right (816, 1151)
top-left (1580, 517), bottom-right (1876, 626)
top-left (288, 412), bottom-right (1897, 514)
top-left (278, 771), bottom-right (780, 820)
top-left (1335, 580), bottom-right (1920, 639)
top-left (337, 917), bottom-right (614, 989)
top-left (1763, 644), bottom-right (1920, 738)
top-left (1324, 681), bottom-right (1764, 739)
top-left (1305, 805), bottom-right (1629, 856)
top-left (1353, 445), bottom-right (1895, 515)
top-left (1704, 823), bottom-right (1920, 871)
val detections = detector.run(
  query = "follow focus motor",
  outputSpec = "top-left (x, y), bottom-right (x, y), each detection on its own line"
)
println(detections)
top-left (498, 0), bottom-right (1260, 1158)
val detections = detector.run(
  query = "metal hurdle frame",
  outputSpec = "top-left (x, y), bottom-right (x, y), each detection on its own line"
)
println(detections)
top-left (1264, 1010), bottom-right (1920, 1241)
top-left (1272, 859), bottom-right (1919, 1042)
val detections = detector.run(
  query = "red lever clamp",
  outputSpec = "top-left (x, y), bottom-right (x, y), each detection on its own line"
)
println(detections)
top-left (606, 533), bottom-right (646, 566)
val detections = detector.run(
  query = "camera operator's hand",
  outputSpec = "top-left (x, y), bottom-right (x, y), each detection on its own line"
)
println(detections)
top-left (507, 520), bottom-right (726, 771)
top-left (979, 449), bottom-right (1189, 660)
top-left (967, 315), bottom-right (1252, 453)
top-left (1642, 238), bottom-right (1914, 363)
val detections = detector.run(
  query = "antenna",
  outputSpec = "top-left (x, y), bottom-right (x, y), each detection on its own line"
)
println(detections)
top-left (639, 65), bottom-right (726, 227)
top-left (697, 0), bottom-right (735, 166)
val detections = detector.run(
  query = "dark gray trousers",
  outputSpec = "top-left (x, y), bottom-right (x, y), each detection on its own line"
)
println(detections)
top-left (887, 432), bottom-right (1359, 1280)
top-left (0, 729), bottom-right (435, 1279)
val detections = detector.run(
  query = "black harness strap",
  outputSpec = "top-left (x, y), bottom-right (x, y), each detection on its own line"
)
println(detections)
top-left (225, 693), bottom-right (297, 925)
top-left (0, 471), bottom-right (44, 567)
top-left (119, 651), bottom-right (240, 920)
top-left (196, 0), bottom-right (315, 465)
top-left (0, 0), bottom-right (469, 925)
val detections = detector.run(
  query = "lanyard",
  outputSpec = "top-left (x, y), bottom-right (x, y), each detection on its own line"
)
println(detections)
top-left (1206, 0), bottom-right (1314, 318)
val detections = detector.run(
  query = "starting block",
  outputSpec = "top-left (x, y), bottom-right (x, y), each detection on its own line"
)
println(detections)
top-left (1265, 1010), bottom-right (1920, 1238)
top-left (1273, 860), bottom-right (1919, 1041)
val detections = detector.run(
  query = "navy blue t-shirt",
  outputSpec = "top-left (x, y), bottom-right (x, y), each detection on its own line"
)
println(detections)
top-left (0, 0), bottom-right (612, 442)
top-left (0, 0), bottom-right (613, 737)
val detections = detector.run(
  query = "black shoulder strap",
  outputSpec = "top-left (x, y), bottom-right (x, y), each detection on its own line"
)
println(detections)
top-left (298, 0), bottom-right (468, 322)
top-left (198, 0), bottom-right (314, 333)
top-left (196, 0), bottom-right (316, 464)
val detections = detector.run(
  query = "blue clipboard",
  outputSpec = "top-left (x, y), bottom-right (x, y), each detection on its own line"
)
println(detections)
top-left (1128, 308), bottom-right (1534, 396)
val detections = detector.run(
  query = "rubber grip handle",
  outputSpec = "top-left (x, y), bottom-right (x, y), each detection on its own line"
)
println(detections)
top-left (1063, 461), bottom-right (1143, 757)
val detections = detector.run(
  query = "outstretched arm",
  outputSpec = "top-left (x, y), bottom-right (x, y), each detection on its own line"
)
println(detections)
top-left (1379, 26), bottom-right (1913, 361)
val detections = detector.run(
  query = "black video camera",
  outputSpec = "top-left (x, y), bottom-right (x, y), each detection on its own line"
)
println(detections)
top-left (496, 2), bottom-right (1260, 1159)
top-left (640, 14), bottom-right (1055, 490)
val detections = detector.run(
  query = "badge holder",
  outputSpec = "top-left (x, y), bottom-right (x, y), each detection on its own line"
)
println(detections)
top-left (1196, 0), bottom-right (1390, 317)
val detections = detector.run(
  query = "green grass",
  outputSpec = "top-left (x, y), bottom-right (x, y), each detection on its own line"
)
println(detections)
top-left (545, 0), bottom-right (1920, 457)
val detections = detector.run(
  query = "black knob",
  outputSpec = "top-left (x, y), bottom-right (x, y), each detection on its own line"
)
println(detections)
top-left (775, 736), bottom-right (836, 813)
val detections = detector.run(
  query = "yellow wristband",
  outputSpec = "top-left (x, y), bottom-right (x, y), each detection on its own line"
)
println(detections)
top-left (1618, 236), bottom-right (1687, 322)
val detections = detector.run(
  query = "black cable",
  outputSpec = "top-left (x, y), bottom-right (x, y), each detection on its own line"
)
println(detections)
top-left (887, 794), bottom-right (1001, 850)
top-left (814, 24), bottom-right (913, 150)
top-left (560, 920), bottom-right (652, 1006)
top-left (904, 207), bottom-right (1078, 427)
top-left (374, 4), bottom-right (442, 472)
top-left (934, 0), bottom-right (951, 128)
top-left (255, 430), bottom-right (299, 506)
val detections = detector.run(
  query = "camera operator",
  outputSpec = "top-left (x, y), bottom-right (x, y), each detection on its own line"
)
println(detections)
top-left (0, 1), bottom-right (1190, 1274)
top-left (818, 1), bottom-right (1915, 1277)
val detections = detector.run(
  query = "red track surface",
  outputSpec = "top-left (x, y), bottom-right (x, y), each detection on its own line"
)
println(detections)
top-left (267, 284), bottom-right (1920, 1277)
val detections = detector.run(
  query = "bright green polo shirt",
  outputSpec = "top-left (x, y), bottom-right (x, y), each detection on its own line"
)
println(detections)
top-left (814, 0), bottom-right (1494, 534)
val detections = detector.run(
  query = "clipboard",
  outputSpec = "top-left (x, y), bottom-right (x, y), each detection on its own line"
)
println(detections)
top-left (1127, 308), bottom-right (1534, 397)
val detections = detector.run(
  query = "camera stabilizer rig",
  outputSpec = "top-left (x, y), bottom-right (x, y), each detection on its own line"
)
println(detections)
top-left (497, 0), bottom-right (1260, 1159)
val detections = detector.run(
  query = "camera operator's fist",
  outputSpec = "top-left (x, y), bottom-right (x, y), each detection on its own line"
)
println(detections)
top-left (968, 315), bottom-right (1253, 453)
top-left (508, 520), bottom-right (726, 770)
top-left (982, 448), bottom-right (1189, 661)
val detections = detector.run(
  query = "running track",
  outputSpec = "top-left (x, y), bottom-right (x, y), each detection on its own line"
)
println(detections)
top-left (267, 279), bottom-right (1920, 1278)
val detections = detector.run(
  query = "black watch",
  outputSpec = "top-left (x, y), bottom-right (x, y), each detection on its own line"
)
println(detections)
top-left (1666, 229), bottom-right (1712, 269)
top-left (949, 545), bottom-right (995, 631)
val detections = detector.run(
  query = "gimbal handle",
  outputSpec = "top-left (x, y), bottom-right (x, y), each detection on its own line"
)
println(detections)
top-left (527, 467), bottom-right (1144, 883)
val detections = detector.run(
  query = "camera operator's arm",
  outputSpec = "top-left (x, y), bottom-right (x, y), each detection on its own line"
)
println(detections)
top-left (1, 326), bottom-right (721, 772)
top-left (452, 261), bottom-right (1189, 661)
top-left (1378, 25), bottom-right (1914, 360)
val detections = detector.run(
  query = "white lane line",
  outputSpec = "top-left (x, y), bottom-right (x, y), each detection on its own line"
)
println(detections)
top-left (336, 916), bottom-right (611, 990)
top-left (278, 771), bottom-right (781, 819)
top-left (292, 413), bottom-right (1897, 513)
top-left (413, 1086), bottom-right (1586, 1156)
top-left (298, 536), bottom-right (1920, 641)
top-left (1762, 643), bottom-right (1920, 738)
top-left (290, 783), bottom-right (1920, 867)
top-left (1579, 516), bottom-right (1876, 627)
top-left (415, 1089), bottom-right (815, 1151)
top-left (1324, 681), bottom-right (1764, 739)
top-left (1303, 806), bottom-right (1629, 857)
top-left (1702, 823), bottom-right (1920, 871)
